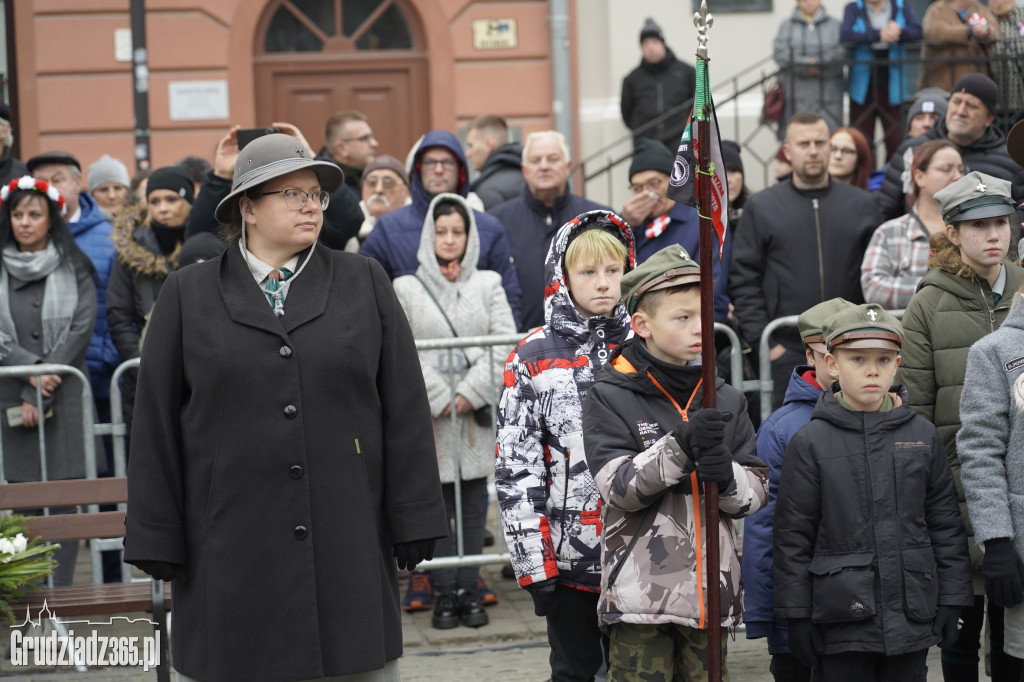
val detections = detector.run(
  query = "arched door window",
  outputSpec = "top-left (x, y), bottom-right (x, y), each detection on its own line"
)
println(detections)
top-left (263, 0), bottom-right (415, 53)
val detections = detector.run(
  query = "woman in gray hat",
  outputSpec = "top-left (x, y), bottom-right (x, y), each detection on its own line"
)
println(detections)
top-left (898, 170), bottom-right (1024, 682)
top-left (123, 134), bottom-right (447, 682)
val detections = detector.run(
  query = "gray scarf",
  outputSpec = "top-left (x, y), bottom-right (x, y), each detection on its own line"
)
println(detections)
top-left (0, 242), bottom-right (79, 356)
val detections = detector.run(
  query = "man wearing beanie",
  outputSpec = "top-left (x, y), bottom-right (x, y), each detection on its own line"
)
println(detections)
top-left (906, 87), bottom-right (950, 138)
top-left (88, 154), bottom-right (132, 220)
top-left (920, 0), bottom-right (1001, 91)
top-left (350, 154), bottom-right (411, 250)
top-left (620, 17), bottom-right (696, 149)
top-left (876, 73), bottom-right (1024, 221)
top-left (0, 103), bottom-right (27, 185)
top-left (619, 138), bottom-right (730, 320)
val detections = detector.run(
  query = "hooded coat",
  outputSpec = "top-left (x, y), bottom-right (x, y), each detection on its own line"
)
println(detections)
top-left (876, 118), bottom-right (1024, 222)
top-left (620, 48), bottom-right (697, 148)
top-left (774, 387), bottom-right (974, 655)
top-left (495, 211), bottom-right (635, 592)
top-left (773, 6), bottom-right (846, 135)
top-left (897, 260), bottom-right (1024, 572)
top-left (392, 194), bottom-right (516, 484)
top-left (69, 192), bottom-right (121, 401)
top-left (470, 141), bottom-right (526, 210)
top-left (123, 244), bottom-right (448, 682)
top-left (743, 365), bottom-right (823, 654)
top-left (958, 294), bottom-right (1024, 563)
top-left (582, 338), bottom-right (767, 630)
top-left (360, 130), bottom-right (522, 328)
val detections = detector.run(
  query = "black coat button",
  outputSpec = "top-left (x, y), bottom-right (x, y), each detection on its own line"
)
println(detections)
top-left (283, 405), bottom-right (297, 418)
top-left (31, 331), bottom-right (40, 339)
top-left (280, 346), bottom-right (292, 358)
top-left (294, 525), bottom-right (308, 539)
top-left (289, 465), bottom-right (303, 479)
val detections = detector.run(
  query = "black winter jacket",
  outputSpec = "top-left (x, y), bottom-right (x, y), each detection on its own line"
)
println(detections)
top-left (471, 142), bottom-right (526, 210)
top-left (620, 49), bottom-right (697, 148)
top-left (729, 179), bottom-right (879, 352)
top-left (876, 119), bottom-right (1024, 222)
top-left (773, 388), bottom-right (974, 655)
top-left (489, 188), bottom-right (609, 331)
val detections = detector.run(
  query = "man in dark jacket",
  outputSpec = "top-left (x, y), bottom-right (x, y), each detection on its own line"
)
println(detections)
top-left (465, 115), bottom-right (525, 210)
top-left (620, 18), bottom-right (697, 149)
top-left (729, 111), bottom-right (880, 410)
top-left (489, 130), bottom-right (607, 331)
top-left (876, 74), bottom-right (1024, 221)
top-left (184, 123), bottom-right (363, 250)
top-left (316, 110), bottom-right (378, 192)
top-left (361, 129), bottom-right (522, 327)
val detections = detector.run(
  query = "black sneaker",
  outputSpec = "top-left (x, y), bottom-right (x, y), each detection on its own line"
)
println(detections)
top-left (456, 588), bottom-right (489, 628)
top-left (432, 592), bottom-right (459, 630)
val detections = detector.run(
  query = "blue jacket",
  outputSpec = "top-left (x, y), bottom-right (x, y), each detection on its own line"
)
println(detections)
top-left (742, 364), bottom-right (822, 653)
top-left (361, 130), bottom-right (522, 328)
top-left (633, 201), bottom-right (731, 321)
top-left (841, 0), bottom-right (922, 106)
top-left (69, 192), bottom-right (121, 399)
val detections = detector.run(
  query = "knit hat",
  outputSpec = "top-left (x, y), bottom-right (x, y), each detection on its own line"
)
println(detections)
top-left (177, 232), bottom-right (226, 268)
top-left (906, 88), bottom-right (949, 132)
top-left (621, 244), bottom-right (700, 314)
top-left (1008, 120), bottom-right (1024, 167)
top-left (798, 298), bottom-right (854, 353)
top-left (88, 155), bottom-right (131, 193)
top-left (640, 17), bottom-right (664, 44)
top-left (146, 166), bottom-right (195, 204)
top-left (26, 150), bottom-right (81, 174)
top-left (824, 303), bottom-right (905, 352)
top-left (950, 74), bottom-right (998, 116)
top-left (721, 140), bottom-right (743, 175)
top-left (934, 171), bottom-right (1015, 224)
top-left (629, 138), bottom-right (674, 180)
top-left (362, 154), bottom-right (409, 187)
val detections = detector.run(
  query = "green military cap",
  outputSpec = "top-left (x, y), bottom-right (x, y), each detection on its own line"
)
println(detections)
top-left (797, 298), bottom-right (855, 353)
top-left (621, 244), bottom-right (701, 314)
top-left (823, 303), bottom-right (905, 352)
top-left (934, 171), bottom-right (1016, 225)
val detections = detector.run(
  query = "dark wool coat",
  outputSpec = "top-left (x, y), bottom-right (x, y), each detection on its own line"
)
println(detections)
top-left (774, 388), bottom-right (974, 655)
top-left (123, 245), bottom-right (448, 682)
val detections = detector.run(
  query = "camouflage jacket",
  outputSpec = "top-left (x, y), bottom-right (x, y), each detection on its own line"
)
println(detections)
top-left (582, 339), bottom-right (768, 630)
top-left (496, 211), bottom-right (635, 591)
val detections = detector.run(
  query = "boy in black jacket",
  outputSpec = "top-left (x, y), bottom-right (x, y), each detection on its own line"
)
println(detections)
top-left (773, 303), bottom-right (973, 682)
top-left (582, 244), bottom-right (768, 680)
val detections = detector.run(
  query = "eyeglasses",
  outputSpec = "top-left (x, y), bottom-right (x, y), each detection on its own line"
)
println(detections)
top-left (256, 188), bottom-right (331, 211)
top-left (362, 175), bottom-right (399, 189)
top-left (629, 177), bottom-right (666, 194)
top-left (830, 146), bottom-right (857, 157)
top-left (341, 133), bottom-right (375, 144)
top-left (422, 158), bottom-right (458, 171)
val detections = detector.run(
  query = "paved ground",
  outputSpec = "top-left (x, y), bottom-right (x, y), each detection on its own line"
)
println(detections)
top-left (0, 536), bottom-right (979, 681)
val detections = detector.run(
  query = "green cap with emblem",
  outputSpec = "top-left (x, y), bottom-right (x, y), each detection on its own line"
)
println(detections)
top-left (934, 171), bottom-right (1016, 225)
top-left (798, 298), bottom-right (855, 353)
top-left (823, 303), bottom-right (905, 352)
top-left (620, 244), bottom-right (701, 314)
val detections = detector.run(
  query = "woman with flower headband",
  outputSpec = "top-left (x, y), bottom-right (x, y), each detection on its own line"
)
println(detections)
top-left (0, 175), bottom-right (97, 586)
top-left (123, 134), bottom-right (447, 682)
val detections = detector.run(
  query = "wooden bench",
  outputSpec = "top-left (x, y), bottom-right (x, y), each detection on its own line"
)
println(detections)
top-left (0, 477), bottom-right (171, 681)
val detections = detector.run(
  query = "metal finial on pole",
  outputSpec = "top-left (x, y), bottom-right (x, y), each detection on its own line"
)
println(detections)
top-left (693, 0), bottom-right (714, 60)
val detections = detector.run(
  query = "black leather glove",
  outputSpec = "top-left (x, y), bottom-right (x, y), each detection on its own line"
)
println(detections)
top-left (394, 539), bottom-right (436, 571)
top-left (671, 409), bottom-right (733, 458)
top-left (786, 618), bottom-right (822, 668)
top-left (983, 538), bottom-right (1024, 608)
top-left (933, 605), bottom-right (961, 649)
top-left (524, 578), bottom-right (559, 617)
top-left (132, 560), bottom-right (179, 582)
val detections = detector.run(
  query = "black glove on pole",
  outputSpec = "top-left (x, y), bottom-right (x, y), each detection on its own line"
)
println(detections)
top-left (983, 538), bottom-right (1024, 608)
top-left (394, 539), bottom-right (436, 571)
top-left (671, 409), bottom-right (733, 456)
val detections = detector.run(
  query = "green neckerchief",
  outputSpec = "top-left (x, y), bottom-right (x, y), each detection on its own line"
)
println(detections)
top-left (835, 391), bottom-right (893, 413)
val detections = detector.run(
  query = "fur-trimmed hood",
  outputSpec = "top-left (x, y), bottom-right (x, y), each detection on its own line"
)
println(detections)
top-left (112, 204), bottom-right (181, 278)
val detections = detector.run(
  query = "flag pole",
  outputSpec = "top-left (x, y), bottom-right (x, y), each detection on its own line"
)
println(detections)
top-left (693, 3), bottom-right (722, 680)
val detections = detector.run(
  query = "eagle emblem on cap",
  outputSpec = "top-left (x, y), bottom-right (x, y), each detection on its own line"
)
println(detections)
top-left (867, 309), bottom-right (878, 322)
top-left (977, 182), bottom-right (987, 192)
top-left (679, 248), bottom-right (689, 260)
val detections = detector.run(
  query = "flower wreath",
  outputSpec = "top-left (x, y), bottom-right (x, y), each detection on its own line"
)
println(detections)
top-left (0, 176), bottom-right (67, 216)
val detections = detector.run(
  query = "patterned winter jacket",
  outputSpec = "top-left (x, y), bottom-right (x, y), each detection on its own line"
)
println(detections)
top-left (495, 210), bottom-right (636, 592)
top-left (583, 338), bottom-right (768, 631)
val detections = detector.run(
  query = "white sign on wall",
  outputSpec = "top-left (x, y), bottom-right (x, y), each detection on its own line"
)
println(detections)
top-left (168, 81), bottom-right (229, 121)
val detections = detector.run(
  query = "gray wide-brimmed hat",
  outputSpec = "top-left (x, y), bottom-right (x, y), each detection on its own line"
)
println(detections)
top-left (214, 133), bottom-right (344, 223)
